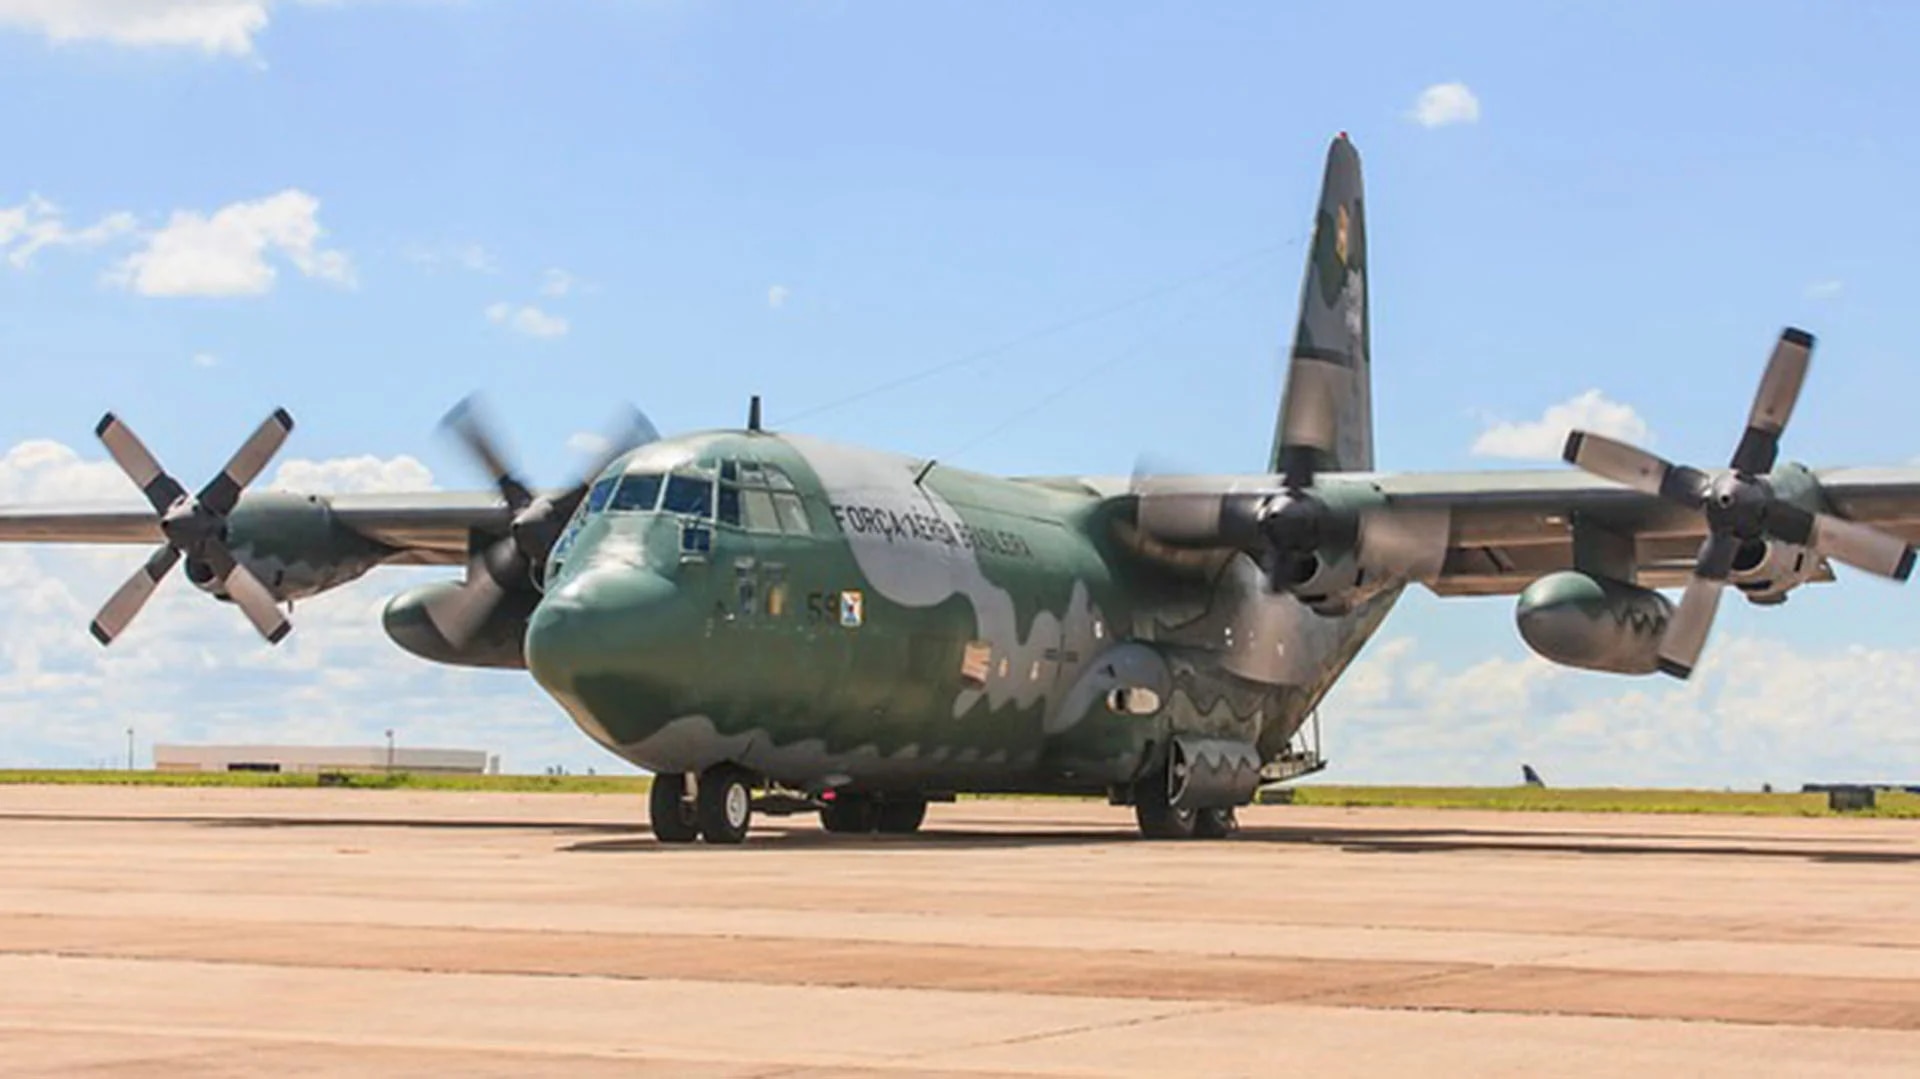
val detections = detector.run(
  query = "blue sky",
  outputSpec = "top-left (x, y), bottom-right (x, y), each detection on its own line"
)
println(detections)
top-left (1, 1), bottom-right (1918, 784)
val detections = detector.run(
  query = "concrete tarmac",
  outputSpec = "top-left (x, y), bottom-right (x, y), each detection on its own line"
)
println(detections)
top-left (0, 786), bottom-right (1917, 1076)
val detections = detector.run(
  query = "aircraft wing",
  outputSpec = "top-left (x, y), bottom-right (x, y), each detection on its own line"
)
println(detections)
top-left (0, 490), bottom-right (512, 562)
top-left (1376, 466), bottom-right (1920, 596)
top-left (1093, 465), bottom-right (1920, 598)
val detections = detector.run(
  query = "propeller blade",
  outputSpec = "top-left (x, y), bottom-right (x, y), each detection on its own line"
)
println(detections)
top-left (1731, 327), bottom-right (1813, 475)
top-left (90, 544), bottom-right (181, 646)
top-left (1276, 359), bottom-right (1342, 489)
top-left (1562, 431), bottom-right (1708, 508)
top-left (1809, 513), bottom-right (1917, 581)
top-left (427, 557), bottom-right (512, 648)
top-left (197, 409), bottom-right (294, 515)
top-left (620, 404), bottom-right (662, 453)
top-left (203, 544), bottom-right (292, 644)
top-left (540, 405), bottom-right (662, 526)
top-left (441, 395), bottom-right (534, 511)
top-left (1656, 533), bottom-right (1740, 680)
top-left (95, 413), bottom-right (187, 514)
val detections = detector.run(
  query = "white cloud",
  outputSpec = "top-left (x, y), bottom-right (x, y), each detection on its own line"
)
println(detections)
top-left (767, 284), bottom-right (790, 310)
top-left (191, 352), bottom-right (219, 368)
top-left (0, 440), bottom-right (137, 504)
top-left (1805, 279), bottom-right (1844, 300)
top-left (268, 454), bottom-right (435, 495)
top-left (485, 301), bottom-right (568, 339)
top-left (111, 189), bottom-right (355, 298)
top-left (0, 0), bottom-right (270, 56)
top-left (1472, 389), bottom-right (1651, 461)
top-left (565, 431), bottom-right (611, 457)
top-left (1409, 82), bottom-right (1481, 128)
top-left (539, 268), bottom-right (576, 297)
top-left (0, 195), bottom-right (136, 269)
top-left (1322, 630), bottom-right (1920, 788)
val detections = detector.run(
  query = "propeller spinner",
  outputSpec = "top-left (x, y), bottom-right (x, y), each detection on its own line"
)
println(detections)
top-left (91, 410), bottom-right (297, 646)
top-left (429, 394), bottom-right (658, 647)
top-left (1563, 327), bottom-right (1915, 679)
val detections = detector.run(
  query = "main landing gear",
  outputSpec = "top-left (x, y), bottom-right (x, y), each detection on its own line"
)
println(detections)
top-left (820, 793), bottom-right (928, 835)
top-left (649, 765), bottom-right (755, 845)
top-left (1132, 760), bottom-right (1239, 841)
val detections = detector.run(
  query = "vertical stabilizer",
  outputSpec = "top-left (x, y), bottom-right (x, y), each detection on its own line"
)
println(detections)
top-left (1270, 134), bottom-right (1372, 476)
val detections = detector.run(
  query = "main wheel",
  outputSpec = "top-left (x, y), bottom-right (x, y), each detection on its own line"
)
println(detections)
top-left (649, 773), bottom-right (699, 843)
top-left (1134, 771), bottom-right (1197, 839)
top-left (695, 765), bottom-right (754, 845)
top-left (820, 795), bottom-right (875, 834)
top-left (874, 798), bottom-right (928, 834)
top-left (1193, 806), bottom-right (1238, 839)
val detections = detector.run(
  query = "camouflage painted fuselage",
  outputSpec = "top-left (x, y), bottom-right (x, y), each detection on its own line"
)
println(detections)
top-left (523, 429), bottom-right (1392, 797)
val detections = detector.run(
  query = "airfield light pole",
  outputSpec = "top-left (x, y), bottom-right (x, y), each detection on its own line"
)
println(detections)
top-left (385, 729), bottom-right (395, 775)
top-left (125, 727), bottom-right (134, 772)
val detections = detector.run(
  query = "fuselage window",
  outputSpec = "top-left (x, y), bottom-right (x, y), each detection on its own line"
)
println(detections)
top-left (742, 488), bottom-right (780, 532)
top-left (773, 492), bottom-right (811, 535)
top-left (609, 473), bottom-right (664, 513)
top-left (662, 473), bottom-right (714, 518)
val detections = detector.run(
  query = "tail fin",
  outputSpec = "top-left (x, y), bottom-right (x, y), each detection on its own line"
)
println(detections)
top-left (1269, 133), bottom-right (1372, 476)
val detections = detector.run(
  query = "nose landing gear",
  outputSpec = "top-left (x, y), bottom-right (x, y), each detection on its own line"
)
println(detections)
top-left (648, 765), bottom-right (755, 845)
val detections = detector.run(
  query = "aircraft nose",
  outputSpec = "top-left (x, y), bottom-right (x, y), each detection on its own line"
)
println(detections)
top-left (525, 567), bottom-right (682, 708)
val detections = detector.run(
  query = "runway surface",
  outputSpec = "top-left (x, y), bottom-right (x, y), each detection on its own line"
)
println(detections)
top-left (1, 786), bottom-right (1917, 1076)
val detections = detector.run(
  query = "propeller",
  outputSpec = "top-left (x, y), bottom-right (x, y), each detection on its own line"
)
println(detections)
top-left (1563, 327), bottom-right (1915, 680)
top-left (90, 410), bottom-right (297, 646)
top-left (1130, 357), bottom-right (1447, 599)
top-left (429, 394), bottom-right (658, 646)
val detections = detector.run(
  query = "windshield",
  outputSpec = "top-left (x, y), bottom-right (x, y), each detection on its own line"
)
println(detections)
top-left (584, 475), bottom-right (618, 514)
top-left (608, 473), bottom-right (663, 512)
top-left (662, 473), bottom-right (713, 518)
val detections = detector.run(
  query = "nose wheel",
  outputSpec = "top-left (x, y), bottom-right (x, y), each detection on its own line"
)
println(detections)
top-left (648, 773), bottom-right (699, 844)
top-left (695, 765), bottom-right (754, 845)
top-left (648, 766), bottom-right (756, 845)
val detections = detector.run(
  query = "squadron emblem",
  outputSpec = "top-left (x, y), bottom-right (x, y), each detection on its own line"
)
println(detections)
top-left (839, 590), bottom-right (865, 628)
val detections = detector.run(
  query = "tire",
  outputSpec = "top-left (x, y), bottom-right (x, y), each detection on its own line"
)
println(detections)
top-left (874, 798), bottom-right (928, 834)
top-left (1193, 806), bottom-right (1238, 839)
top-left (648, 773), bottom-right (698, 844)
top-left (1133, 770), bottom-right (1197, 839)
top-left (696, 766), bottom-right (753, 845)
top-left (820, 796), bottom-right (875, 834)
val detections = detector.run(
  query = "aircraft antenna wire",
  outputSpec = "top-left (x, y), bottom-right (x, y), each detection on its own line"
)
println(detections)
top-left (940, 248), bottom-right (1287, 463)
top-left (777, 235), bottom-right (1303, 426)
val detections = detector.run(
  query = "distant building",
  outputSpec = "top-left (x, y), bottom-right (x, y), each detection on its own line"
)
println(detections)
top-left (154, 744), bottom-right (493, 775)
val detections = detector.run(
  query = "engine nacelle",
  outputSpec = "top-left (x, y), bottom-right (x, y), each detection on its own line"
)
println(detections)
top-left (189, 492), bottom-right (391, 603)
top-left (383, 581), bottom-right (535, 669)
top-left (1516, 571), bottom-right (1673, 675)
top-left (1727, 538), bottom-right (1820, 605)
top-left (1271, 550), bottom-right (1366, 615)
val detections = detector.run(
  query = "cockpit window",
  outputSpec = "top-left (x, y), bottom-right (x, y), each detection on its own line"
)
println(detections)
top-left (717, 458), bottom-right (811, 534)
top-left (609, 473), bottom-right (664, 513)
top-left (584, 475), bottom-right (618, 514)
top-left (662, 473), bottom-right (713, 517)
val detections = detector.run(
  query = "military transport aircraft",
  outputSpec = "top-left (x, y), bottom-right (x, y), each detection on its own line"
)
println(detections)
top-left (2, 135), bottom-right (1916, 844)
